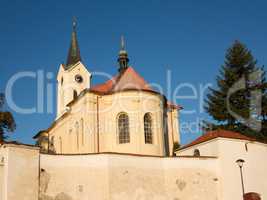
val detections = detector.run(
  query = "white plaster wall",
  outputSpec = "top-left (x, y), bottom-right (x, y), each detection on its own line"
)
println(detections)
top-left (167, 109), bottom-right (180, 155)
top-left (0, 164), bottom-right (3, 200)
top-left (163, 157), bottom-right (219, 200)
top-left (0, 146), bottom-right (8, 200)
top-left (217, 139), bottom-right (267, 200)
top-left (57, 62), bottom-right (91, 117)
top-left (176, 139), bottom-right (219, 157)
top-left (40, 154), bottom-right (110, 200)
top-left (0, 145), bottom-right (39, 200)
top-left (176, 138), bottom-right (267, 200)
top-left (40, 153), bottom-right (219, 200)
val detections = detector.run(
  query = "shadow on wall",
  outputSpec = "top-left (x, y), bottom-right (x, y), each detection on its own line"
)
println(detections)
top-left (40, 193), bottom-right (72, 200)
top-left (39, 169), bottom-right (73, 200)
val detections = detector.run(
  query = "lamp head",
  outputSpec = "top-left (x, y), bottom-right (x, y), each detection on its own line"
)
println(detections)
top-left (236, 159), bottom-right (245, 168)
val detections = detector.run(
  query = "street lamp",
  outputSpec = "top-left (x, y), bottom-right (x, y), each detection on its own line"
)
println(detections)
top-left (236, 159), bottom-right (245, 199)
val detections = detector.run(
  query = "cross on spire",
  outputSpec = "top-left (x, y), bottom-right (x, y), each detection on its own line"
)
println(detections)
top-left (72, 16), bottom-right (77, 31)
top-left (121, 35), bottom-right (125, 50)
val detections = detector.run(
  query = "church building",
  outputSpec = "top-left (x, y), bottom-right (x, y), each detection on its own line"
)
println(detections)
top-left (0, 21), bottom-right (266, 200)
top-left (33, 20), bottom-right (181, 156)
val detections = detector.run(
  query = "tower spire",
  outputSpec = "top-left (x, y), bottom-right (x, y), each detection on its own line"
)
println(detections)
top-left (65, 17), bottom-right (81, 69)
top-left (118, 35), bottom-right (129, 73)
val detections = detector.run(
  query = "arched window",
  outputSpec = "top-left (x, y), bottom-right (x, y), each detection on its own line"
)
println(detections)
top-left (118, 113), bottom-right (130, 144)
top-left (144, 113), bottom-right (153, 144)
top-left (194, 149), bottom-right (200, 157)
top-left (49, 136), bottom-right (56, 154)
top-left (73, 90), bottom-right (78, 100)
top-left (50, 136), bottom-right (55, 146)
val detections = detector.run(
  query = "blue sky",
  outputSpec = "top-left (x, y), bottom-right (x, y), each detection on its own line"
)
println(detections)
top-left (1, 0), bottom-right (267, 145)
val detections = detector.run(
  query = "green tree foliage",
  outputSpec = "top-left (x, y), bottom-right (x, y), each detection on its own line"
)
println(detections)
top-left (0, 93), bottom-right (16, 142)
top-left (204, 41), bottom-right (267, 142)
top-left (173, 142), bottom-right (180, 155)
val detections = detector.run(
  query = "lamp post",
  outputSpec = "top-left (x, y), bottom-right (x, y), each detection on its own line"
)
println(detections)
top-left (236, 159), bottom-right (245, 199)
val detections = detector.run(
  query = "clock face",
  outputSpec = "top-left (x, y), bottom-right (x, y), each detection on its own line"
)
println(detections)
top-left (75, 74), bottom-right (83, 83)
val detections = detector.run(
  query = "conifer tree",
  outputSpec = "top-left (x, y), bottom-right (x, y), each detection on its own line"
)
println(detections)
top-left (204, 41), bottom-right (267, 142)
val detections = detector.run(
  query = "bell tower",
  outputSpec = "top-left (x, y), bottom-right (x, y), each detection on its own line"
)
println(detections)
top-left (56, 18), bottom-right (91, 118)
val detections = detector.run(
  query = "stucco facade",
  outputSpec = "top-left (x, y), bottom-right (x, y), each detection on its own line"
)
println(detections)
top-left (45, 89), bottom-right (179, 156)
top-left (56, 62), bottom-right (91, 118)
top-left (176, 135), bottom-right (267, 200)
top-left (35, 59), bottom-right (181, 157)
top-left (0, 144), bottom-right (39, 200)
top-left (1, 132), bottom-right (267, 200)
top-left (39, 153), bottom-right (219, 200)
top-left (0, 144), bottom-right (219, 200)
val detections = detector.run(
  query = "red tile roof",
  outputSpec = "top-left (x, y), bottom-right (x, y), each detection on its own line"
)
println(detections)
top-left (167, 101), bottom-right (183, 110)
top-left (90, 75), bottom-right (118, 93)
top-left (181, 130), bottom-right (256, 150)
top-left (90, 67), bottom-right (153, 93)
top-left (90, 67), bottom-right (182, 109)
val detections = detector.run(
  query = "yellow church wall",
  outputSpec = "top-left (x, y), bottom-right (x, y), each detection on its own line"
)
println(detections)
top-left (48, 90), bottom-right (180, 156)
top-left (98, 91), bottom-right (166, 156)
top-left (167, 108), bottom-right (180, 155)
top-left (49, 92), bottom-right (98, 154)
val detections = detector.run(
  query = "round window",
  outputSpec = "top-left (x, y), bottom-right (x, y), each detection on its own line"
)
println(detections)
top-left (75, 74), bottom-right (83, 83)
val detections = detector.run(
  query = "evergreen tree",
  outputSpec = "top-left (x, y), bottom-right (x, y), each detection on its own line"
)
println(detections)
top-left (204, 41), bottom-right (267, 142)
top-left (0, 93), bottom-right (16, 142)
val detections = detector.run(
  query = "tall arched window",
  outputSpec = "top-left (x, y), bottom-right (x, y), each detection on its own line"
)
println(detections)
top-left (49, 136), bottom-right (56, 153)
top-left (144, 113), bottom-right (153, 144)
top-left (118, 113), bottom-right (130, 144)
top-left (51, 136), bottom-right (55, 145)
